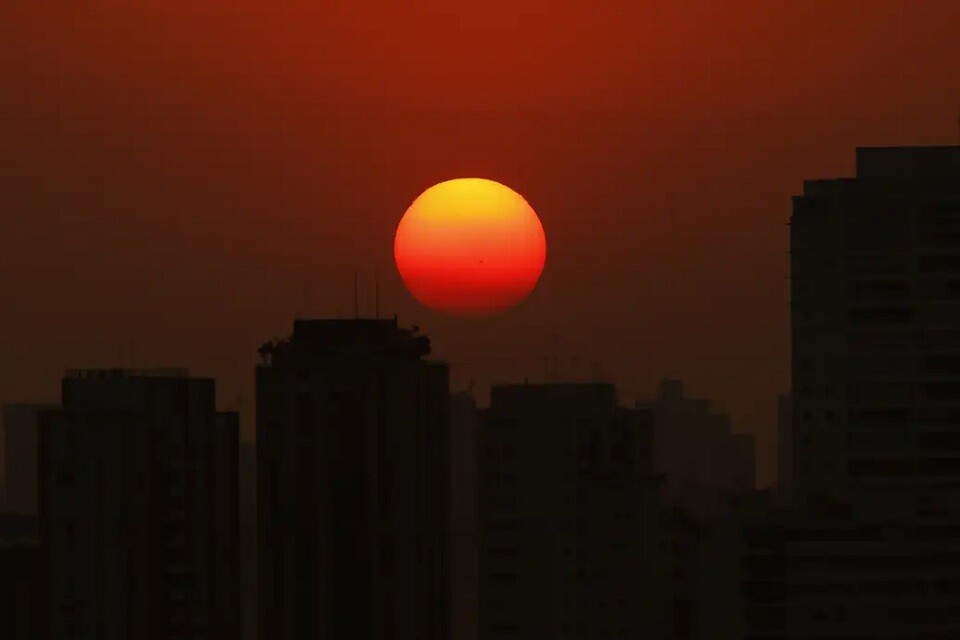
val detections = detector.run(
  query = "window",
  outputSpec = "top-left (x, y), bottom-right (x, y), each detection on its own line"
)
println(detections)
top-left (921, 255), bottom-right (960, 272)
top-left (848, 458), bottom-right (912, 477)
top-left (924, 382), bottom-right (960, 401)
top-left (848, 280), bottom-right (909, 301)
top-left (848, 306), bottom-right (913, 324)
top-left (925, 355), bottom-right (960, 375)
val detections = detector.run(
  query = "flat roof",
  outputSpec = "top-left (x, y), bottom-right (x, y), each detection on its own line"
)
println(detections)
top-left (64, 368), bottom-right (190, 379)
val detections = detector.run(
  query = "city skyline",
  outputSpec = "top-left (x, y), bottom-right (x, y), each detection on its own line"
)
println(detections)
top-left (4, 139), bottom-right (960, 637)
top-left (2, 4), bottom-right (960, 639)
top-left (5, 140), bottom-right (960, 496)
top-left (4, 2), bottom-right (960, 487)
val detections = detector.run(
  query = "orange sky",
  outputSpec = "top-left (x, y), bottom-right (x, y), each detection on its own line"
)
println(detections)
top-left (2, 0), bottom-right (960, 485)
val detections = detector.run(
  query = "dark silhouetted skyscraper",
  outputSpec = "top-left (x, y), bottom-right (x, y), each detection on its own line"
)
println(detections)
top-left (790, 145), bottom-right (960, 511)
top-left (39, 369), bottom-right (239, 640)
top-left (2, 404), bottom-right (57, 515)
top-left (449, 391), bottom-right (479, 640)
top-left (256, 318), bottom-right (449, 640)
top-left (0, 513), bottom-right (43, 640)
top-left (238, 440), bottom-right (257, 640)
top-left (477, 383), bottom-right (661, 640)
top-left (639, 379), bottom-right (755, 517)
top-left (697, 145), bottom-right (960, 640)
top-left (777, 393), bottom-right (791, 502)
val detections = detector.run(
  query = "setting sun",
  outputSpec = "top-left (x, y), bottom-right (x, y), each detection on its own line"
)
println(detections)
top-left (394, 178), bottom-right (546, 316)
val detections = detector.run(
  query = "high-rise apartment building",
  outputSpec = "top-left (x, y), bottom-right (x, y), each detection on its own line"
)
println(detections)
top-left (640, 379), bottom-right (755, 517)
top-left (449, 391), bottom-right (479, 640)
top-left (239, 441), bottom-right (257, 640)
top-left (0, 513), bottom-right (43, 640)
top-left (702, 505), bottom-right (960, 640)
top-left (777, 393), bottom-right (792, 501)
top-left (790, 145), bottom-right (960, 510)
top-left (257, 318), bottom-right (449, 640)
top-left (39, 369), bottom-right (239, 640)
top-left (477, 383), bottom-right (661, 640)
top-left (2, 404), bottom-right (57, 514)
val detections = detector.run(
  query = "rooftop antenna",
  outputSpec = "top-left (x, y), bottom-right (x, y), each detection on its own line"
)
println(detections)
top-left (551, 329), bottom-right (560, 382)
top-left (374, 269), bottom-right (380, 319)
top-left (353, 269), bottom-right (360, 319)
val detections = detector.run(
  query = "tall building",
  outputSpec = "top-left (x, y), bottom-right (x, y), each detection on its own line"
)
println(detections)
top-left (449, 392), bottom-right (479, 640)
top-left (657, 506), bottom-right (702, 640)
top-left (2, 404), bottom-right (58, 514)
top-left (477, 383), bottom-right (661, 640)
top-left (777, 393), bottom-right (792, 502)
top-left (698, 504), bottom-right (960, 640)
top-left (238, 441), bottom-right (257, 640)
top-left (0, 513), bottom-right (43, 640)
top-left (39, 368), bottom-right (240, 640)
top-left (640, 379), bottom-right (755, 517)
top-left (790, 145), bottom-right (960, 509)
top-left (256, 318), bottom-right (449, 640)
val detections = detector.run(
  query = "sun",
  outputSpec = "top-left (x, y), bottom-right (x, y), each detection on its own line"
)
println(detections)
top-left (394, 178), bottom-right (546, 316)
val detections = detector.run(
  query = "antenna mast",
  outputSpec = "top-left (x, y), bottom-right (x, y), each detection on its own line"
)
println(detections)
top-left (354, 269), bottom-right (360, 318)
top-left (375, 270), bottom-right (380, 319)
top-left (551, 330), bottom-right (560, 382)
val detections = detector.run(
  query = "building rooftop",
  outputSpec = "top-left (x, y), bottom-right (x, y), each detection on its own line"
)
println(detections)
top-left (259, 317), bottom-right (431, 364)
top-left (64, 368), bottom-right (189, 380)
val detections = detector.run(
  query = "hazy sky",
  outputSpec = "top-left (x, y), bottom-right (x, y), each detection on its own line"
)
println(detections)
top-left (2, 1), bottom-right (960, 485)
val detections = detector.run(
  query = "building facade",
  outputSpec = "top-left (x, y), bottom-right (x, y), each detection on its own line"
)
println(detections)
top-left (39, 369), bottom-right (239, 640)
top-left (640, 379), bottom-right (755, 517)
top-left (0, 513), bottom-right (43, 640)
top-left (695, 144), bottom-right (960, 639)
top-left (239, 441), bottom-right (257, 640)
top-left (477, 383), bottom-right (661, 640)
top-left (449, 391), bottom-right (479, 640)
top-left (790, 145), bottom-right (960, 510)
top-left (257, 318), bottom-right (449, 640)
top-left (2, 404), bottom-right (58, 514)
top-left (694, 509), bottom-right (960, 640)
top-left (777, 393), bottom-right (792, 502)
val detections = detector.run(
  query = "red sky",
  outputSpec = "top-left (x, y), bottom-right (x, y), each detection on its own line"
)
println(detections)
top-left (2, 1), bottom-right (959, 485)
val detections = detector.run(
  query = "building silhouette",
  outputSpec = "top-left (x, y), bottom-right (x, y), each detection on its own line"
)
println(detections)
top-left (238, 441), bottom-right (257, 640)
top-left (0, 513), bottom-right (43, 640)
top-left (2, 404), bottom-right (57, 515)
top-left (449, 391), bottom-right (479, 640)
top-left (688, 144), bottom-right (960, 639)
top-left (776, 393), bottom-right (792, 502)
top-left (639, 379), bottom-right (755, 517)
top-left (256, 318), bottom-right (449, 640)
top-left (790, 145), bottom-right (960, 511)
top-left (477, 383), bottom-right (661, 640)
top-left (39, 368), bottom-right (240, 640)
top-left (684, 495), bottom-right (960, 639)
top-left (656, 506), bottom-right (702, 640)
